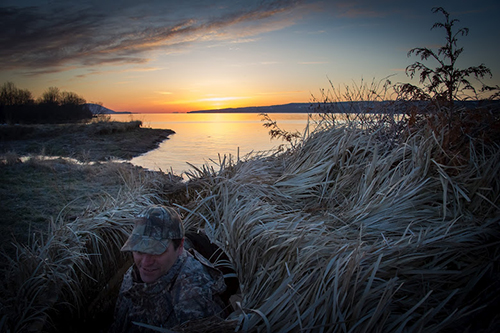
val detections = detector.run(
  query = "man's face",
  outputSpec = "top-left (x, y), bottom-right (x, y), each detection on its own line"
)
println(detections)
top-left (133, 240), bottom-right (183, 283)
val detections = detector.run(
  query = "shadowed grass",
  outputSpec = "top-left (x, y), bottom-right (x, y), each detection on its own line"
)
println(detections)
top-left (0, 159), bottom-right (183, 332)
top-left (1, 104), bottom-right (499, 332)
top-left (179, 121), bottom-right (500, 332)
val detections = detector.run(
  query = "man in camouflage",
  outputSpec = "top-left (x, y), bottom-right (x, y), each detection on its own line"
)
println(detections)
top-left (110, 205), bottom-right (226, 332)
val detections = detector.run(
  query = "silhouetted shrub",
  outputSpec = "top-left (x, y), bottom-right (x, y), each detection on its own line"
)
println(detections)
top-left (0, 82), bottom-right (93, 124)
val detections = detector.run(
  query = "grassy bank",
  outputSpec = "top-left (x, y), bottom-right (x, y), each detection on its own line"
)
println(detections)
top-left (0, 158), bottom-right (185, 332)
top-left (1, 111), bottom-right (499, 332)
top-left (0, 120), bottom-right (174, 161)
top-left (0, 120), bottom-right (184, 331)
top-left (0, 120), bottom-right (177, 253)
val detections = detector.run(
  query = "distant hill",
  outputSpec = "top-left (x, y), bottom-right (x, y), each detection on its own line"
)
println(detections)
top-left (187, 102), bottom-right (395, 114)
top-left (188, 103), bottom-right (312, 113)
top-left (86, 103), bottom-right (131, 114)
top-left (187, 100), bottom-right (500, 114)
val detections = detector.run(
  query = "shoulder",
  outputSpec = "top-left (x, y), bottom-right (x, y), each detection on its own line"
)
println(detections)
top-left (173, 250), bottom-right (226, 296)
top-left (170, 250), bottom-right (227, 323)
top-left (192, 249), bottom-right (227, 293)
top-left (178, 250), bottom-right (213, 285)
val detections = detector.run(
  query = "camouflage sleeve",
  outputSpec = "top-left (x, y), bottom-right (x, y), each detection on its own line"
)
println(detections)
top-left (174, 279), bottom-right (222, 324)
top-left (171, 255), bottom-right (225, 325)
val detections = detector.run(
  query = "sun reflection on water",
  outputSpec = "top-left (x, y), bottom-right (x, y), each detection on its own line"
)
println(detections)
top-left (110, 113), bottom-right (309, 176)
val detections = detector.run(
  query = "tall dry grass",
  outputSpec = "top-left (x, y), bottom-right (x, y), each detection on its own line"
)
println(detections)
top-left (1, 101), bottom-right (499, 332)
top-left (309, 77), bottom-right (409, 139)
top-left (0, 161), bottom-right (175, 332)
top-left (180, 120), bottom-right (500, 332)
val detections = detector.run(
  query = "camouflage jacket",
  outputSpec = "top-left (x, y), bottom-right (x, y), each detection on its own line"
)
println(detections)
top-left (110, 249), bottom-right (226, 332)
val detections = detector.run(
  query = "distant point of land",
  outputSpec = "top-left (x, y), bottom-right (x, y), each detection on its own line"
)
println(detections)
top-left (86, 103), bottom-right (132, 114)
top-left (188, 103), bottom-right (311, 113)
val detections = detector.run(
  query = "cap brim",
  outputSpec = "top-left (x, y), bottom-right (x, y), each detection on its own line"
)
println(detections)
top-left (120, 234), bottom-right (170, 255)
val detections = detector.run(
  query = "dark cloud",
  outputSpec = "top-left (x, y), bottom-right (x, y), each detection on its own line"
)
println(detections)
top-left (0, 0), bottom-right (302, 74)
top-left (0, 6), bottom-right (105, 69)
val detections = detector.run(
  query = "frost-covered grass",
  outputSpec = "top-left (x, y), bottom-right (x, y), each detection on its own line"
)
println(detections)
top-left (1, 102), bottom-right (499, 332)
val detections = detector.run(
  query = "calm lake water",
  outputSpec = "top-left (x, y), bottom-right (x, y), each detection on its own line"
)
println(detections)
top-left (110, 113), bottom-right (310, 176)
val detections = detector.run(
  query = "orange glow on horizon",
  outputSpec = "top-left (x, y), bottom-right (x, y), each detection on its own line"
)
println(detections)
top-left (159, 96), bottom-right (254, 112)
top-left (116, 98), bottom-right (309, 113)
top-left (112, 94), bottom-right (306, 113)
top-left (86, 79), bottom-right (311, 113)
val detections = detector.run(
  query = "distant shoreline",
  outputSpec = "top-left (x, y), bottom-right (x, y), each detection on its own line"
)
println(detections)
top-left (188, 103), bottom-right (311, 114)
top-left (187, 100), bottom-right (499, 114)
top-left (100, 100), bottom-right (499, 114)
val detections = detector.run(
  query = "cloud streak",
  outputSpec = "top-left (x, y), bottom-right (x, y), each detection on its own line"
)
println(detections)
top-left (0, 0), bottom-right (303, 74)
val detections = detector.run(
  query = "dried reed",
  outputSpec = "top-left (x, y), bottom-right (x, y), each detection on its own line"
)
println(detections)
top-left (181, 121), bottom-right (500, 332)
top-left (1, 107), bottom-right (499, 332)
top-left (0, 162), bottom-right (170, 332)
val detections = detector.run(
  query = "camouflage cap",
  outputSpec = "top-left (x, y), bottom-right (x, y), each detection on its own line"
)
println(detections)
top-left (121, 205), bottom-right (185, 255)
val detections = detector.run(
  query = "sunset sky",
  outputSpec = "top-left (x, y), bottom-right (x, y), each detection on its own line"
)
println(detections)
top-left (1, 0), bottom-right (499, 113)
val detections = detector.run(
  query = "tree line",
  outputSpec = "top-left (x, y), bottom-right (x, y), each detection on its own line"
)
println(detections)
top-left (0, 82), bottom-right (93, 124)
